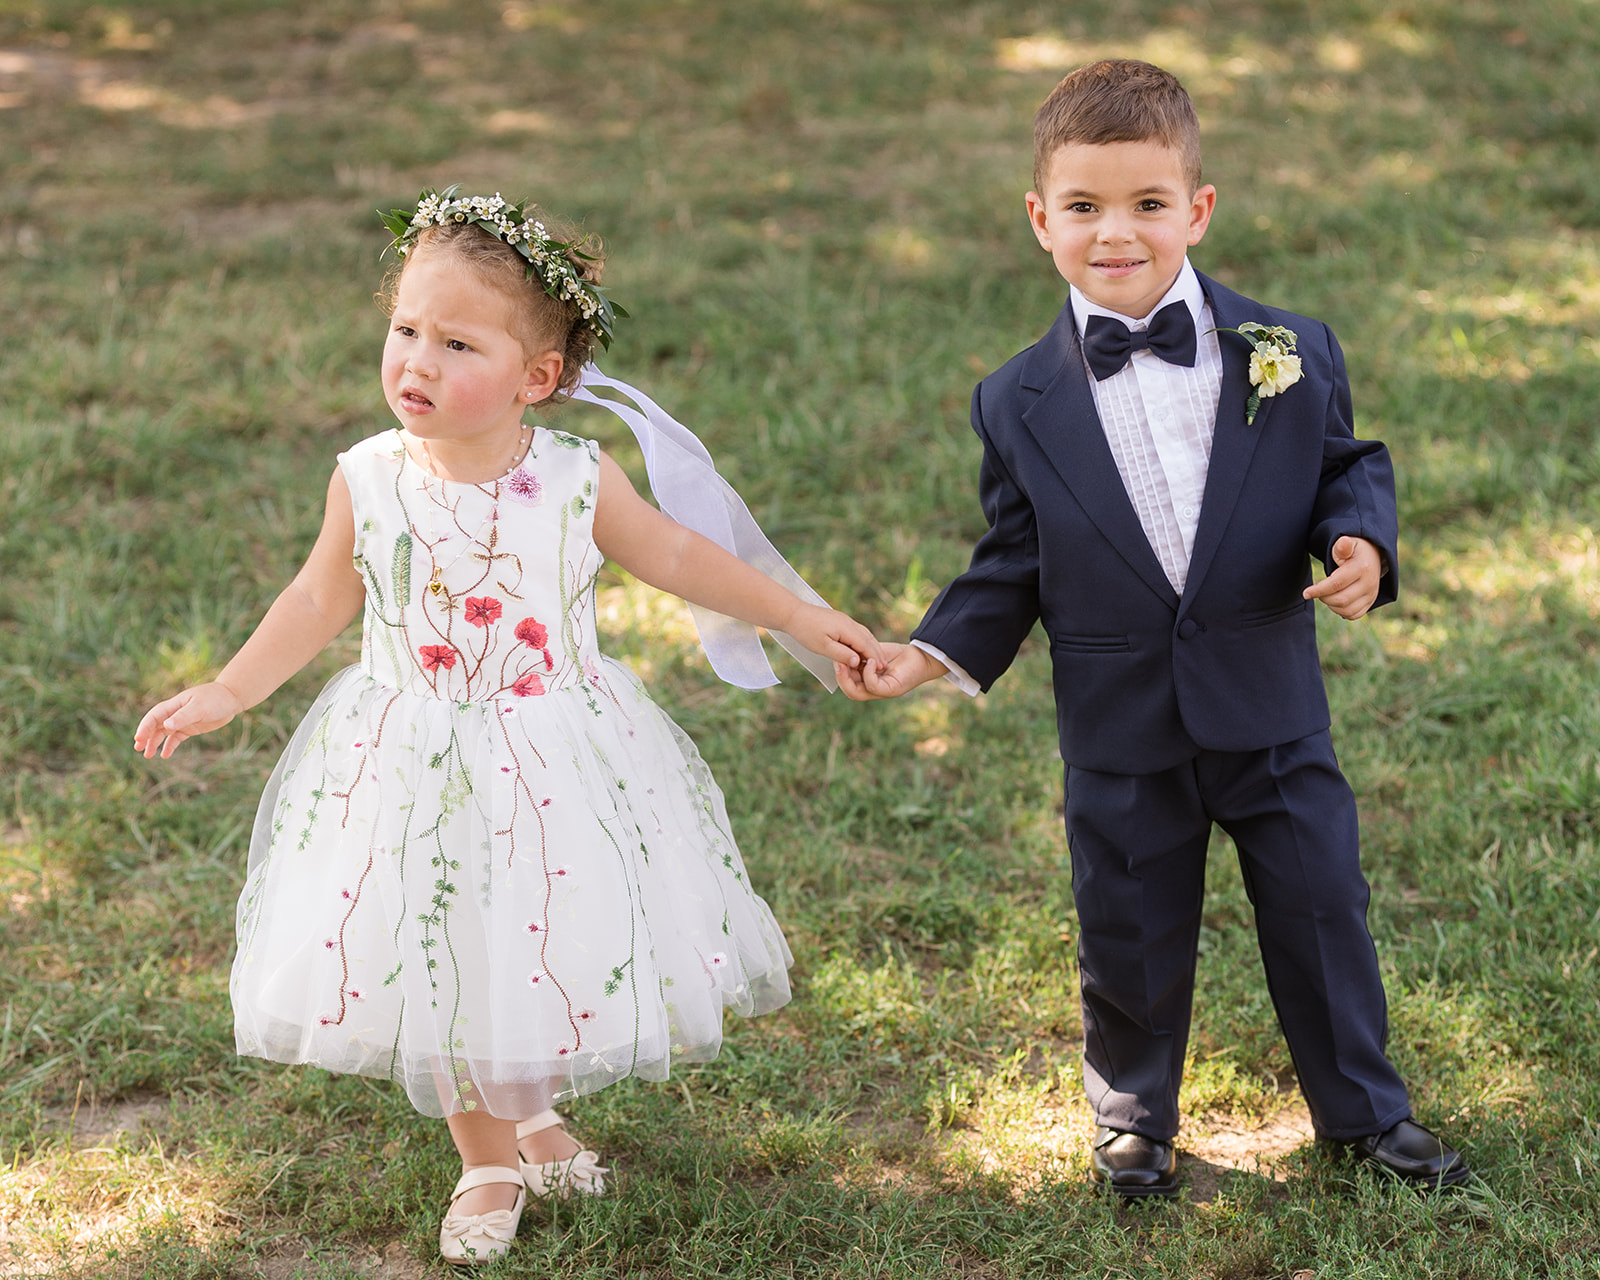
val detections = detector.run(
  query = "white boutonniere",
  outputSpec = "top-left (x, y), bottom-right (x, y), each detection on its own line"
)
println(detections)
top-left (1212, 322), bottom-right (1301, 424)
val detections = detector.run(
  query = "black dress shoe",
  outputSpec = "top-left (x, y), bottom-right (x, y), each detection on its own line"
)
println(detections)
top-left (1345, 1119), bottom-right (1470, 1189)
top-left (1091, 1126), bottom-right (1179, 1198)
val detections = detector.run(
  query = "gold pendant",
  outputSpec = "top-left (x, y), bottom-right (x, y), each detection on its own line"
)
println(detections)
top-left (428, 568), bottom-right (444, 597)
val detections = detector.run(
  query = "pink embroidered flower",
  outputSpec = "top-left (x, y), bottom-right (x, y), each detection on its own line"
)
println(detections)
top-left (340, 888), bottom-right (353, 900)
top-left (317, 1013), bottom-right (338, 1026)
top-left (419, 644), bottom-right (458, 672)
top-left (539, 797), bottom-right (554, 809)
top-left (504, 467), bottom-right (543, 506)
top-left (555, 1042), bottom-right (574, 1057)
top-left (512, 671), bottom-right (546, 697)
top-left (322, 938), bottom-right (337, 951)
top-left (584, 657), bottom-right (601, 687)
top-left (709, 952), bottom-right (728, 968)
top-left (514, 617), bottom-right (548, 649)
top-left (525, 919), bottom-right (546, 935)
top-left (346, 988), bottom-right (365, 1002)
top-left (463, 596), bottom-right (502, 627)
top-left (527, 971), bottom-right (548, 987)
top-left (549, 864), bottom-right (572, 879)
top-left (576, 1008), bottom-right (596, 1023)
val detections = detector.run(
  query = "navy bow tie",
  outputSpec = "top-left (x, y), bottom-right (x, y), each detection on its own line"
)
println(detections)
top-left (1082, 301), bottom-right (1198, 381)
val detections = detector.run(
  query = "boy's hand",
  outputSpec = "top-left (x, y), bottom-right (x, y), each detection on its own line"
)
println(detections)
top-left (133, 681), bottom-right (246, 759)
top-left (1304, 535), bottom-right (1383, 620)
top-left (835, 642), bottom-right (948, 701)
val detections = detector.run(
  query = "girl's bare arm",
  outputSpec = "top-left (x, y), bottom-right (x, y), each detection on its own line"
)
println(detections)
top-left (134, 469), bottom-right (367, 758)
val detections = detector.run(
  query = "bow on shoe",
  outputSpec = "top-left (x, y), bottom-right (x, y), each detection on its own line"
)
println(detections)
top-left (438, 1166), bottom-right (527, 1267)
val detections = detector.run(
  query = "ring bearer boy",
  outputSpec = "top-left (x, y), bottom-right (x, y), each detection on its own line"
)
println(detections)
top-left (839, 58), bottom-right (1468, 1197)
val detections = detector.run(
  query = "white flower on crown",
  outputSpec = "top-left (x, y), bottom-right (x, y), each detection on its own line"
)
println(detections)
top-left (381, 185), bottom-right (624, 350)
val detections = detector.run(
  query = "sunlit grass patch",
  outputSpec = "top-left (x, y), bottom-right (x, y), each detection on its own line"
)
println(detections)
top-left (0, 1125), bottom-right (252, 1275)
top-left (934, 1053), bottom-right (1088, 1193)
top-left (1422, 523), bottom-right (1600, 620)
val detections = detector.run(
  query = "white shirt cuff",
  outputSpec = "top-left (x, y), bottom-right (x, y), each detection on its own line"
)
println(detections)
top-left (910, 640), bottom-right (981, 697)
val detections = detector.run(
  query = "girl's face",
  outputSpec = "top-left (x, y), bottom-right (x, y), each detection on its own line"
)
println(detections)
top-left (381, 250), bottom-right (557, 448)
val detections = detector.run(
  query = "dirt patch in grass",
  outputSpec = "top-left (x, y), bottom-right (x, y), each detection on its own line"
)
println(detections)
top-left (40, 1091), bottom-right (173, 1149)
top-left (1178, 1103), bottom-right (1316, 1203)
top-left (246, 1239), bottom-right (429, 1280)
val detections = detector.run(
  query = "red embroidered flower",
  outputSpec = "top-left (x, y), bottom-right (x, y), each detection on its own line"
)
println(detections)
top-left (419, 644), bottom-right (458, 672)
top-left (514, 617), bottom-right (548, 649)
top-left (463, 596), bottom-right (502, 627)
top-left (512, 672), bottom-right (546, 697)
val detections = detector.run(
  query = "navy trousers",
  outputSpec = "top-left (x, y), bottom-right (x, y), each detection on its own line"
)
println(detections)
top-left (1064, 730), bottom-right (1412, 1141)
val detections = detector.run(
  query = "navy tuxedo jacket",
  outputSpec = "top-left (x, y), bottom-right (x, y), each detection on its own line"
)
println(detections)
top-left (912, 272), bottom-right (1399, 776)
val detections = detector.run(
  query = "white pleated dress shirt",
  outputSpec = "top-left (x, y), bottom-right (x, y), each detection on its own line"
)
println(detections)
top-left (918, 259), bottom-right (1224, 696)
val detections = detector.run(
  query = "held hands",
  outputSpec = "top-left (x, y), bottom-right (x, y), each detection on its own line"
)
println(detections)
top-left (780, 602), bottom-right (884, 675)
top-left (133, 681), bottom-right (246, 759)
top-left (834, 641), bottom-right (947, 701)
top-left (1304, 535), bottom-right (1384, 620)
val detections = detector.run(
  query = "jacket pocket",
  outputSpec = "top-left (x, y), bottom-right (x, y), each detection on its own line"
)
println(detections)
top-left (1052, 632), bottom-right (1132, 654)
top-left (1238, 600), bottom-right (1309, 629)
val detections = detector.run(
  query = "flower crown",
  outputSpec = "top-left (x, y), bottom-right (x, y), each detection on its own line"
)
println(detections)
top-left (379, 185), bottom-right (626, 351)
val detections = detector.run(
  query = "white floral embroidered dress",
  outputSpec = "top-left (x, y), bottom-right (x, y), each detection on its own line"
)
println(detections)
top-left (232, 427), bottom-right (793, 1118)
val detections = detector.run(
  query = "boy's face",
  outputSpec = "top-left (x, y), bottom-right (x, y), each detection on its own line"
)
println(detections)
top-left (1026, 139), bottom-right (1215, 320)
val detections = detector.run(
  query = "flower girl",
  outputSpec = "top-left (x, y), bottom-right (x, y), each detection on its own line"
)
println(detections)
top-left (135, 187), bottom-right (879, 1265)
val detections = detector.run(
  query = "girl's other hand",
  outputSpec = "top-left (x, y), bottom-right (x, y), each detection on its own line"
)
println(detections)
top-left (133, 682), bottom-right (246, 759)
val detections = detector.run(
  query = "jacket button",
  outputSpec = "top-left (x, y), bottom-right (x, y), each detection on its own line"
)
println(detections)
top-left (1177, 618), bottom-right (1202, 640)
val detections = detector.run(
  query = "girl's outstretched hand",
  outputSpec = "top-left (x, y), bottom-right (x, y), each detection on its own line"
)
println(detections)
top-left (134, 682), bottom-right (246, 759)
top-left (781, 603), bottom-right (883, 675)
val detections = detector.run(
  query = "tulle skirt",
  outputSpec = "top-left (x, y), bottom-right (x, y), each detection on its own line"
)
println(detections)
top-left (231, 659), bottom-right (792, 1118)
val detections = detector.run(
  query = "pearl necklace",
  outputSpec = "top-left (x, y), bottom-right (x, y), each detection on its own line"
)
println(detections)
top-left (412, 423), bottom-right (531, 599)
top-left (417, 421), bottom-right (531, 483)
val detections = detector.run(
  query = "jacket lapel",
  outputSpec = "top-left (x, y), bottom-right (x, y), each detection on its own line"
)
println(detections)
top-left (1019, 302), bottom-right (1178, 608)
top-left (1180, 274), bottom-right (1274, 606)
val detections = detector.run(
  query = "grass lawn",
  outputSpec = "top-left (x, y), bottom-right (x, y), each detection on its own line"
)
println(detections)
top-left (2, 1), bottom-right (1598, 1276)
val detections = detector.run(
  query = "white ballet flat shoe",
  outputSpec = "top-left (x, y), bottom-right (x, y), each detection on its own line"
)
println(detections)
top-left (516, 1109), bottom-right (609, 1199)
top-left (439, 1165), bottom-right (526, 1267)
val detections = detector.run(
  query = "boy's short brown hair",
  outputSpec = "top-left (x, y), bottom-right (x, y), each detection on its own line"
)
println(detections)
top-left (1033, 59), bottom-right (1202, 193)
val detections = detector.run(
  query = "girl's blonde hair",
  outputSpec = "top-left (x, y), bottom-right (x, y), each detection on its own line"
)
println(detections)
top-left (378, 219), bottom-right (606, 406)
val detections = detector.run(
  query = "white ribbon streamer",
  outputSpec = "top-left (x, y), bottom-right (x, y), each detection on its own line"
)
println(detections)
top-left (569, 365), bottom-right (838, 692)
